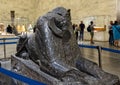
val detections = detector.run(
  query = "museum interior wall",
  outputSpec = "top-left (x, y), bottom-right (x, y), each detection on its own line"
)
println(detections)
top-left (0, 0), bottom-right (38, 23)
top-left (0, 0), bottom-right (38, 34)
top-left (0, 0), bottom-right (118, 41)
top-left (36, 0), bottom-right (116, 23)
top-left (36, 0), bottom-right (117, 41)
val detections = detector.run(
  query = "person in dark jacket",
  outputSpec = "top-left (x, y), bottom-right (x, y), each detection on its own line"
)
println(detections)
top-left (6, 25), bottom-right (12, 34)
top-left (108, 21), bottom-right (114, 45)
top-left (79, 21), bottom-right (85, 41)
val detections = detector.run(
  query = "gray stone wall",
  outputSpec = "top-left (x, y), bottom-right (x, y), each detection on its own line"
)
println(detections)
top-left (0, 0), bottom-right (117, 25)
top-left (36, 0), bottom-right (116, 23)
top-left (0, 0), bottom-right (37, 24)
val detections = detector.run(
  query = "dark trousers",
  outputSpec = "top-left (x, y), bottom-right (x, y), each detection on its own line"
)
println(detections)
top-left (109, 30), bottom-right (114, 45)
top-left (80, 31), bottom-right (84, 41)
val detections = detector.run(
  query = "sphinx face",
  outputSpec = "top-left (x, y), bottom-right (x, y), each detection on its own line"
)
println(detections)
top-left (52, 7), bottom-right (71, 31)
top-left (47, 7), bottom-right (72, 39)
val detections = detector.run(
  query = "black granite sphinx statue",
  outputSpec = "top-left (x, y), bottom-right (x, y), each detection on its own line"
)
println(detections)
top-left (15, 7), bottom-right (120, 85)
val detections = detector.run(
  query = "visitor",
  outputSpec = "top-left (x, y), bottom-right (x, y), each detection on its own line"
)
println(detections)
top-left (108, 21), bottom-right (114, 45)
top-left (6, 25), bottom-right (12, 34)
top-left (74, 24), bottom-right (79, 40)
top-left (112, 20), bottom-right (120, 47)
top-left (89, 21), bottom-right (95, 44)
top-left (72, 24), bottom-right (76, 31)
top-left (79, 21), bottom-right (85, 41)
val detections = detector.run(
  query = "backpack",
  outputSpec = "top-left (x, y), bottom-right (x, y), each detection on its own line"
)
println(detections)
top-left (87, 25), bottom-right (91, 32)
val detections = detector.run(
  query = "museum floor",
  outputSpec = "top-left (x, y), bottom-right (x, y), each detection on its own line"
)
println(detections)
top-left (79, 41), bottom-right (120, 78)
top-left (0, 38), bottom-right (120, 79)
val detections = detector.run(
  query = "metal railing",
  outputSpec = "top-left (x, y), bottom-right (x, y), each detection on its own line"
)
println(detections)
top-left (79, 44), bottom-right (120, 68)
top-left (0, 37), bottom-right (18, 59)
top-left (0, 67), bottom-right (46, 85)
top-left (0, 37), bottom-right (46, 85)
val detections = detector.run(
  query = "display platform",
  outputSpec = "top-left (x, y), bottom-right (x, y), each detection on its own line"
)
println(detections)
top-left (11, 55), bottom-right (83, 85)
top-left (94, 27), bottom-right (106, 32)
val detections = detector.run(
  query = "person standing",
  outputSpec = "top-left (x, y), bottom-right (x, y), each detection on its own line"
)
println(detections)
top-left (72, 24), bottom-right (76, 31)
top-left (112, 21), bottom-right (120, 47)
top-left (6, 25), bottom-right (12, 34)
top-left (108, 21), bottom-right (114, 45)
top-left (74, 24), bottom-right (79, 40)
top-left (79, 21), bottom-right (85, 41)
top-left (89, 21), bottom-right (95, 44)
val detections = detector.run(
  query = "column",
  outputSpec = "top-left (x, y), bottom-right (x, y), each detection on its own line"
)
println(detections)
top-left (117, 0), bottom-right (120, 23)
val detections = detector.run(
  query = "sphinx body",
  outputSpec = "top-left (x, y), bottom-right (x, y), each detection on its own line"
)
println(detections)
top-left (16, 7), bottom-right (120, 85)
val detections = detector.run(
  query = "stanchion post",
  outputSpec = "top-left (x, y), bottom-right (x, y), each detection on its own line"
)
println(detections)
top-left (3, 38), bottom-right (6, 59)
top-left (97, 46), bottom-right (102, 68)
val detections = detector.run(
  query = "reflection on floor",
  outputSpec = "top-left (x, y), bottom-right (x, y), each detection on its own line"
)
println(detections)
top-left (79, 40), bottom-right (120, 78)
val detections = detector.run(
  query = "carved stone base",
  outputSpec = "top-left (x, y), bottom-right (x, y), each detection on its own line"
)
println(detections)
top-left (11, 55), bottom-right (84, 85)
top-left (11, 55), bottom-right (60, 85)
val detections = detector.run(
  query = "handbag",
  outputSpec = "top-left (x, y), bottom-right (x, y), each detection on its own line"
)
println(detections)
top-left (87, 25), bottom-right (91, 32)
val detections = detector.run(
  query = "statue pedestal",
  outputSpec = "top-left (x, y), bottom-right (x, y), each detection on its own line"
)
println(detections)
top-left (11, 55), bottom-right (120, 85)
top-left (11, 55), bottom-right (61, 85)
top-left (11, 55), bottom-right (83, 85)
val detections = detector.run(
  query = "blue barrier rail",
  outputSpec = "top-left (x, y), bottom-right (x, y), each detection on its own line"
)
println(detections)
top-left (0, 37), bottom-right (120, 54)
top-left (0, 37), bottom-right (19, 40)
top-left (79, 44), bottom-right (97, 49)
top-left (79, 44), bottom-right (120, 54)
top-left (0, 37), bottom-right (18, 45)
top-left (0, 42), bottom-right (17, 45)
top-left (102, 47), bottom-right (120, 54)
top-left (0, 67), bottom-right (46, 85)
top-left (0, 37), bottom-right (46, 85)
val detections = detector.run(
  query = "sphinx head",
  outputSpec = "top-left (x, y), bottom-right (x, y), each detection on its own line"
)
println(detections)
top-left (52, 7), bottom-right (71, 30)
top-left (47, 7), bottom-right (71, 39)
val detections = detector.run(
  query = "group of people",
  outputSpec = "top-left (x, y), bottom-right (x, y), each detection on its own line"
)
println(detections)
top-left (108, 20), bottom-right (120, 47)
top-left (73, 20), bottom-right (120, 47)
top-left (73, 21), bottom-right (85, 41)
top-left (73, 21), bottom-right (95, 44)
